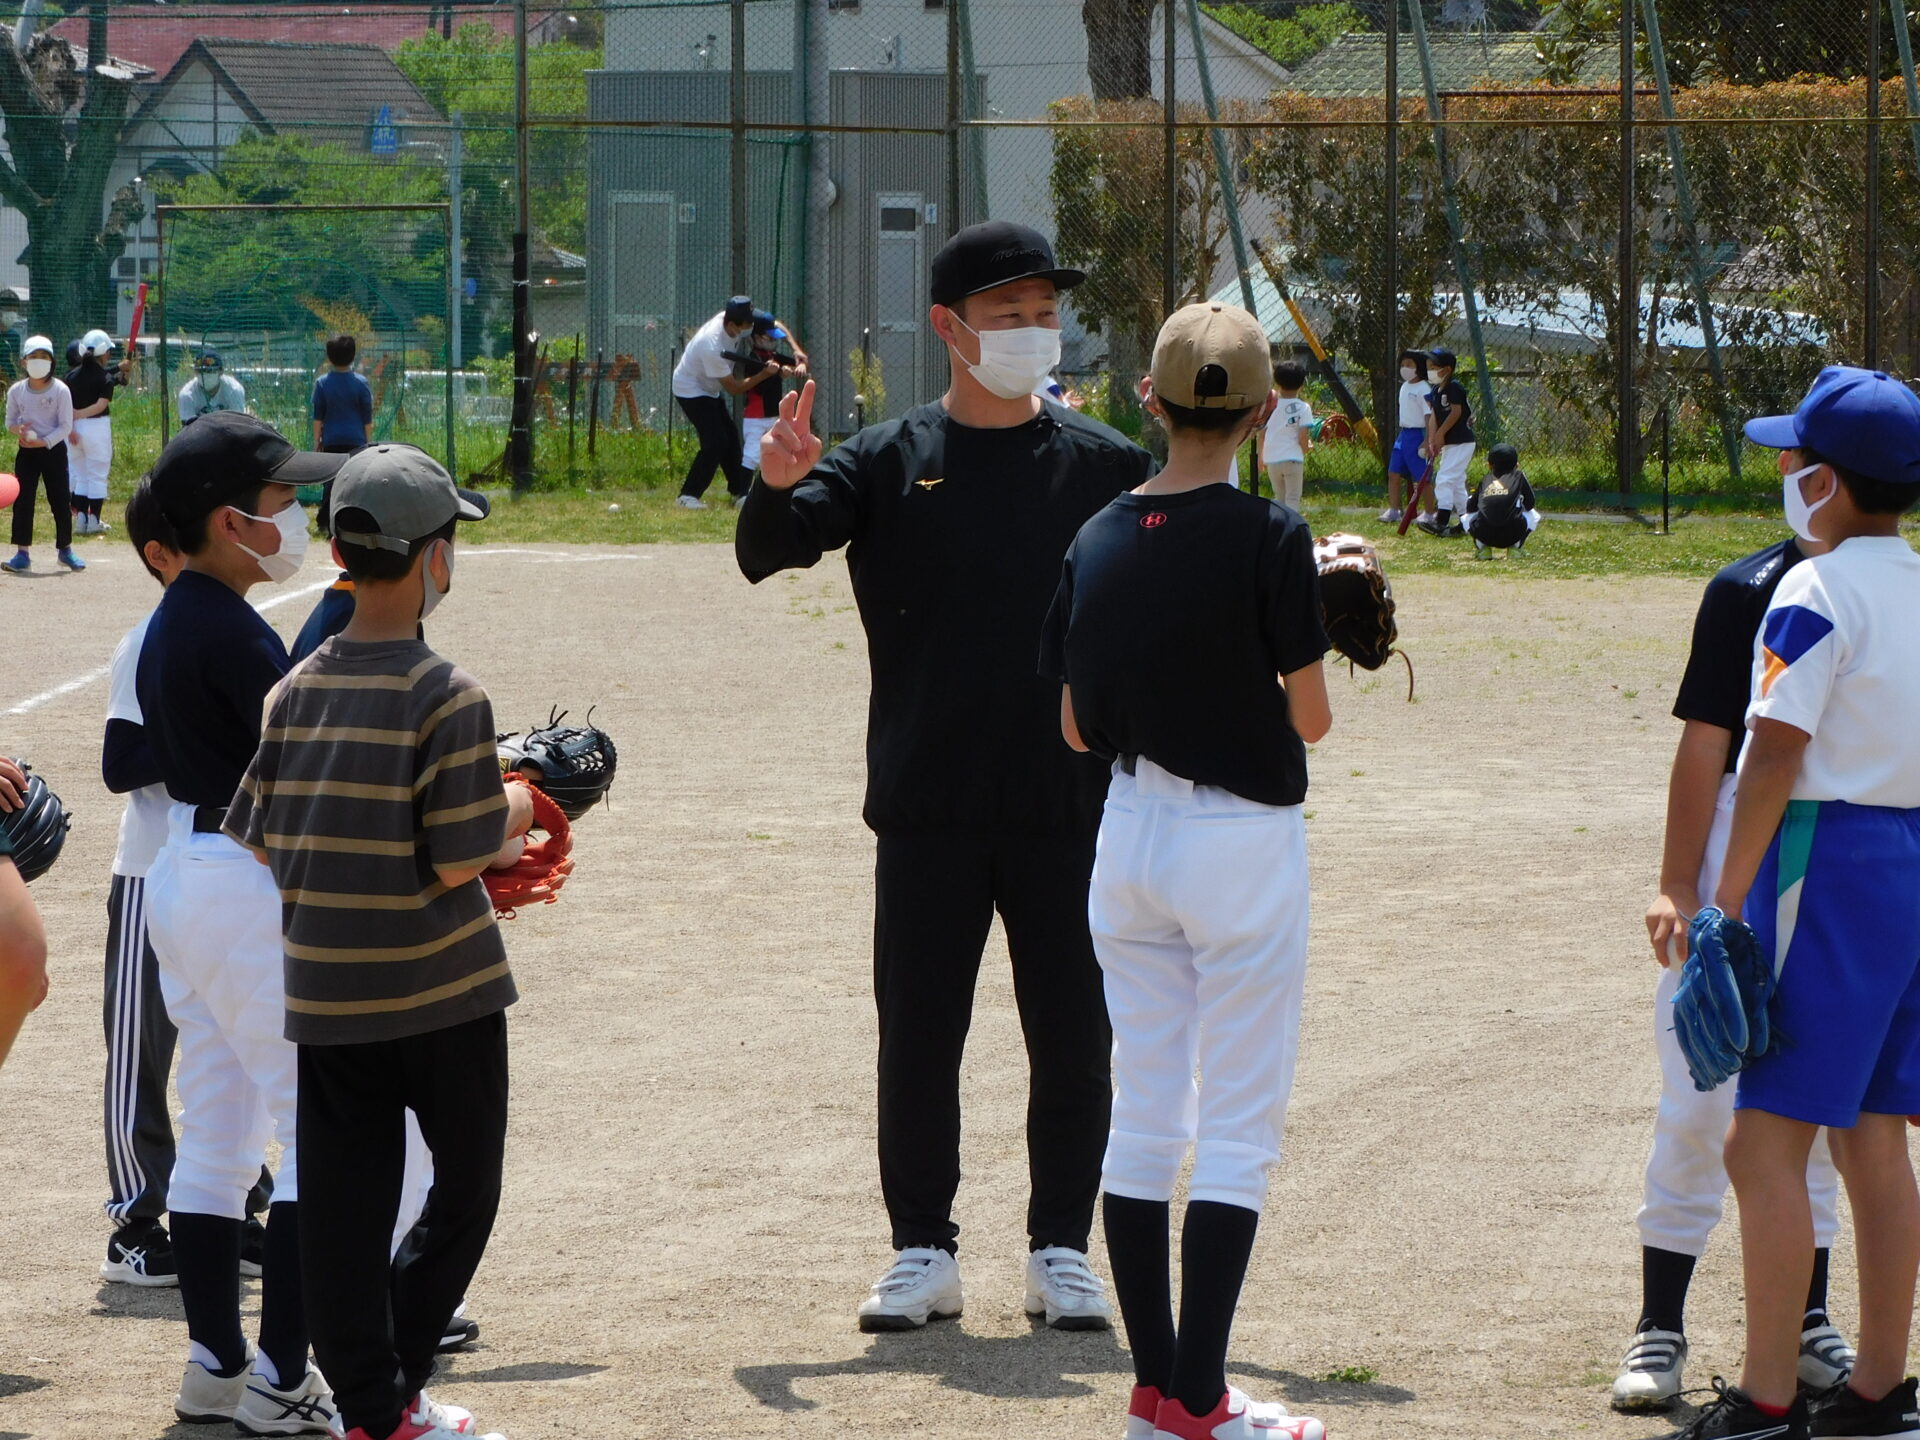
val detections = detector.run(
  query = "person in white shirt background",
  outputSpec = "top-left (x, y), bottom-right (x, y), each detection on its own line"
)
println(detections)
top-left (178, 351), bottom-right (248, 425)
top-left (1260, 360), bottom-right (1314, 510)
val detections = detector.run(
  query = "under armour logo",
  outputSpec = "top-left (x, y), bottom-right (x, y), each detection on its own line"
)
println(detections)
top-left (1139, 511), bottom-right (1167, 529)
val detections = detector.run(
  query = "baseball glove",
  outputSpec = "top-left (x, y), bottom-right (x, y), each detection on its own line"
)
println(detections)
top-left (500, 708), bottom-right (617, 820)
top-left (0, 762), bottom-right (72, 884)
top-left (1313, 533), bottom-right (1414, 700)
top-left (1670, 906), bottom-right (1775, 1092)
top-left (483, 775), bottom-right (574, 918)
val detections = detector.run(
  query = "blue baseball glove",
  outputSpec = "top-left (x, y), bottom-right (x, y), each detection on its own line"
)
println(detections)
top-left (1670, 906), bottom-right (1774, 1092)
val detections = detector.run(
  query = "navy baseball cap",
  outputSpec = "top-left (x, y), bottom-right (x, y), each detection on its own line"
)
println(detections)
top-left (1745, 366), bottom-right (1920, 488)
top-left (1427, 348), bottom-right (1458, 368)
top-left (724, 296), bottom-right (754, 325)
top-left (751, 309), bottom-right (786, 339)
top-left (930, 220), bottom-right (1084, 307)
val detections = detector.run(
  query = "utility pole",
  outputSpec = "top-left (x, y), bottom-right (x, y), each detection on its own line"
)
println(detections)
top-left (1162, 0), bottom-right (1176, 317)
top-left (509, 0), bottom-right (533, 490)
top-left (731, 0), bottom-right (748, 297)
top-left (1617, 0), bottom-right (1636, 499)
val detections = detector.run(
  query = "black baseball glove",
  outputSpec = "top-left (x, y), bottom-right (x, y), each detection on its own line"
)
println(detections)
top-left (499, 709), bottom-right (617, 820)
top-left (1313, 533), bottom-right (1413, 700)
top-left (1, 762), bottom-right (73, 883)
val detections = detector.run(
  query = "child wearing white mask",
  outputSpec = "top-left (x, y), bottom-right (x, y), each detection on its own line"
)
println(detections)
top-left (1383, 349), bottom-right (1434, 525)
top-left (4, 335), bottom-right (82, 574)
top-left (178, 350), bottom-right (248, 425)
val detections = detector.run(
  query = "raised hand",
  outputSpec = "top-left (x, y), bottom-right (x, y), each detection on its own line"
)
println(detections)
top-left (758, 380), bottom-right (823, 491)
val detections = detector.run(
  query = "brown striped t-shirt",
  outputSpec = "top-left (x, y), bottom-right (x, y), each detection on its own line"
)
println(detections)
top-left (226, 637), bottom-right (517, 1045)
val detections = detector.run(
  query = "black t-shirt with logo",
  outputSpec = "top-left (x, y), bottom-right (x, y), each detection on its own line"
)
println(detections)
top-left (1039, 484), bottom-right (1329, 807)
top-left (736, 399), bottom-right (1154, 835)
top-left (1673, 537), bottom-right (1804, 773)
top-left (1467, 467), bottom-right (1536, 525)
top-left (1432, 378), bottom-right (1473, 446)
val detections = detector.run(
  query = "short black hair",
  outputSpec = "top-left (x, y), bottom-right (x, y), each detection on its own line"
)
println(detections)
top-left (175, 482), bottom-right (267, 556)
top-left (1488, 443), bottom-right (1519, 476)
top-left (333, 509), bottom-right (457, 582)
top-left (1273, 360), bottom-right (1308, 391)
top-left (1157, 396), bottom-right (1254, 436)
top-left (326, 333), bottom-right (357, 367)
top-left (1801, 447), bottom-right (1920, 516)
top-left (1399, 350), bottom-right (1428, 378)
top-left (124, 476), bottom-right (179, 583)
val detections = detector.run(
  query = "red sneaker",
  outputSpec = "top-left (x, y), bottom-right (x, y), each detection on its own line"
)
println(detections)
top-left (1127, 1385), bottom-right (1166, 1439)
top-left (1153, 1387), bottom-right (1326, 1440)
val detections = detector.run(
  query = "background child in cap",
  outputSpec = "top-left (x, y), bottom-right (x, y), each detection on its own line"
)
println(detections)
top-left (4, 334), bottom-right (80, 574)
top-left (1415, 348), bottom-right (1474, 537)
top-left (1462, 443), bottom-right (1541, 558)
top-left (1260, 360), bottom-right (1313, 510)
top-left (738, 311), bottom-right (803, 475)
top-left (226, 444), bottom-right (521, 1440)
top-left (1383, 348), bottom-right (1432, 526)
top-left (1042, 301), bottom-right (1330, 1440)
top-left (1687, 366), bottom-right (1920, 1440)
top-left (66, 328), bottom-right (121, 535)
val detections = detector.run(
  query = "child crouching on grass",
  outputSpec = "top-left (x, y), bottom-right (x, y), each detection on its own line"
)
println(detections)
top-left (1462, 443), bottom-right (1541, 559)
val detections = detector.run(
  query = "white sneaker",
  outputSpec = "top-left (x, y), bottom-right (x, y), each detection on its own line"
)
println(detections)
top-left (1024, 1246), bottom-right (1113, 1331)
top-left (234, 1361), bottom-right (336, 1436)
top-left (674, 495), bottom-right (708, 509)
top-left (855, 1247), bottom-right (963, 1331)
top-left (1610, 1326), bottom-right (1686, 1411)
top-left (1799, 1320), bottom-right (1857, 1390)
top-left (407, 1390), bottom-right (478, 1435)
top-left (175, 1351), bottom-right (254, 1424)
top-left (1153, 1386), bottom-right (1324, 1440)
top-left (1378, 508), bottom-right (1402, 524)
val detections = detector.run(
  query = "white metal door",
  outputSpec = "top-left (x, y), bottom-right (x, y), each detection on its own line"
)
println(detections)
top-left (874, 192), bottom-right (924, 412)
top-left (609, 191), bottom-right (676, 420)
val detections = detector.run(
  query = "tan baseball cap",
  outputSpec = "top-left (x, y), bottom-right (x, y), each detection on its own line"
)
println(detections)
top-left (1150, 302), bottom-right (1271, 410)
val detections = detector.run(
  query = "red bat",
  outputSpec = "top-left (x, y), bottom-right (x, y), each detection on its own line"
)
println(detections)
top-left (126, 281), bottom-right (147, 365)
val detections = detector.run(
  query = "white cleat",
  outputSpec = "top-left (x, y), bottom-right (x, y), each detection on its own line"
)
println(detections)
top-left (1798, 1321), bottom-right (1857, 1391)
top-left (1024, 1245), bottom-right (1114, 1331)
top-left (234, 1361), bottom-right (337, 1436)
top-left (1610, 1326), bottom-right (1687, 1411)
top-left (674, 495), bottom-right (708, 509)
top-left (856, 1246), bottom-right (964, 1331)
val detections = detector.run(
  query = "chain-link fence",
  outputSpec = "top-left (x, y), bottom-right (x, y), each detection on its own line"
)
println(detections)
top-left (1, 0), bottom-right (1910, 502)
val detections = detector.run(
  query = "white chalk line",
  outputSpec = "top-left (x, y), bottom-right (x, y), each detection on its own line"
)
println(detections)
top-left (4, 550), bottom-right (653, 717)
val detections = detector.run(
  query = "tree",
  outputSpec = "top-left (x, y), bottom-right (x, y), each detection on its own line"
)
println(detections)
top-left (1538, 0), bottom-right (1911, 86)
top-left (1085, 0), bottom-right (1157, 100)
top-left (0, 4), bottom-right (144, 349)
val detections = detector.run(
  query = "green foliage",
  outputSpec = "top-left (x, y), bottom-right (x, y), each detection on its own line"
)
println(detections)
top-left (1538, 0), bottom-right (1916, 85)
top-left (1204, 3), bottom-right (1360, 67)
top-left (1322, 1364), bottom-right (1379, 1384)
top-left (848, 347), bottom-right (887, 421)
top-left (392, 24), bottom-right (596, 253)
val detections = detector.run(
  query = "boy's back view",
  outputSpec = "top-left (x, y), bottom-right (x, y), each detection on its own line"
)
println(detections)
top-left (1042, 303), bottom-right (1332, 1440)
top-left (311, 334), bottom-right (372, 455)
top-left (226, 443), bottom-right (524, 1440)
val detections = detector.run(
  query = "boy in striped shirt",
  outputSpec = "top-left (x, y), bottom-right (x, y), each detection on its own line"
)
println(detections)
top-left (227, 444), bottom-right (529, 1440)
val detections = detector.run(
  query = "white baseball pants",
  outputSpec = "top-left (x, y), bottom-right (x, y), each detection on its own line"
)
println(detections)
top-left (144, 809), bottom-right (299, 1218)
top-left (1090, 757), bottom-right (1308, 1215)
top-left (741, 416), bottom-right (777, 473)
top-left (1433, 441), bottom-right (1475, 515)
top-left (67, 414), bottom-right (112, 502)
top-left (1636, 776), bottom-right (1840, 1254)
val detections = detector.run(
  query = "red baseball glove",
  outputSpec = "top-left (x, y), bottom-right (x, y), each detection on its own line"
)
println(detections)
top-left (483, 776), bottom-right (575, 918)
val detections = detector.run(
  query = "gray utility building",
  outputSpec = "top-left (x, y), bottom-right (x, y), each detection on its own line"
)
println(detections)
top-left (587, 68), bottom-right (980, 436)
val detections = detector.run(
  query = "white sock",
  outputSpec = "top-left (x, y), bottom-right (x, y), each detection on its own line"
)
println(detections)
top-left (189, 1340), bottom-right (239, 1375)
top-left (254, 1351), bottom-right (281, 1387)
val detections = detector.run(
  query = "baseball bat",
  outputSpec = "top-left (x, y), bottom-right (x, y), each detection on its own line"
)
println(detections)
top-left (1250, 239), bottom-right (1383, 460)
top-left (1398, 458), bottom-right (1435, 536)
top-left (126, 281), bottom-right (148, 367)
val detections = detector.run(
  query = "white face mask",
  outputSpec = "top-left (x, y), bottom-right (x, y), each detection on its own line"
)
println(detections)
top-left (24, 356), bottom-right (50, 379)
top-left (420, 539), bottom-right (453, 620)
top-left (200, 372), bottom-right (223, 394)
top-left (231, 503), bottom-right (309, 583)
top-left (1400, 365), bottom-right (1418, 382)
top-left (947, 314), bottom-right (1062, 401)
top-left (1782, 462), bottom-right (1831, 544)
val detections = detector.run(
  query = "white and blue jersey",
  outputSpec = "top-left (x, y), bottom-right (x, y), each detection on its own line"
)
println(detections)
top-left (1734, 535), bottom-right (1920, 1126)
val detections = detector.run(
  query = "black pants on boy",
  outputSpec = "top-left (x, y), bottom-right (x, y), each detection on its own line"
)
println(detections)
top-left (873, 828), bottom-right (1111, 1255)
top-left (299, 1012), bottom-right (508, 1438)
top-left (675, 394), bottom-right (751, 500)
top-left (10, 442), bottom-right (71, 549)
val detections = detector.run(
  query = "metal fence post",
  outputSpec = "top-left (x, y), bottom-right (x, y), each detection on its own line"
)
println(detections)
top-left (947, 0), bottom-right (961, 239)
top-left (509, 0), bottom-right (533, 490)
top-left (1383, 0), bottom-right (1399, 490)
top-left (731, 0), bottom-right (748, 298)
top-left (1161, 0), bottom-right (1177, 319)
top-left (1617, 0), bottom-right (1636, 500)
top-left (1868, 0), bottom-right (1883, 368)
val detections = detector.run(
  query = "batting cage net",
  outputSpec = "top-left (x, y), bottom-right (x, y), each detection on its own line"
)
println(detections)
top-left (155, 201), bottom-right (458, 471)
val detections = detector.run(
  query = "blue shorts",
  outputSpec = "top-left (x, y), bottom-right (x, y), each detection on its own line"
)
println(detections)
top-left (1736, 800), bottom-right (1920, 1127)
top-left (1389, 427), bottom-right (1427, 481)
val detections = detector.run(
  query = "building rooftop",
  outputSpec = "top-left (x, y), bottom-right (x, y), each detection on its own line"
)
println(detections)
top-left (1284, 29), bottom-right (1623, 96)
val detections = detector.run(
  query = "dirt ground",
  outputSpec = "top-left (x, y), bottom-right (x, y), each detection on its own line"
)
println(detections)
top-left (0, 543), bottom-right (1897, 1439)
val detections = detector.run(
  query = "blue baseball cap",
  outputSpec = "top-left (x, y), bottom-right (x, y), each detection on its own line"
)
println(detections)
top-left (1745, 366), bottom-right (1920, 488)
top-left (751, 309), bottom-right (786, 340)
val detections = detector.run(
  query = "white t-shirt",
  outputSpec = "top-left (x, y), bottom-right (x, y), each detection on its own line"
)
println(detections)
top-left (1742, 535), bottom-right (1920, 807)
top-left (671, 313), bottom-right (746, 400)
top-left (107, 613), bottom-right (174, 878)
top-left (1262, 396), bottom-right (1314, 464)
top-left (1397, 380), bottom-right (1433, 430)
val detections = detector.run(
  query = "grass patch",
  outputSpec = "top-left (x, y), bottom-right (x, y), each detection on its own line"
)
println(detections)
top-left (1323, 1364), bottom-right (1380, 1385)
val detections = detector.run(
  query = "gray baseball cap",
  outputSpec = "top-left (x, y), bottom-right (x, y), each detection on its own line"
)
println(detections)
top-left (329, 443), bottom-right (487, 553)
